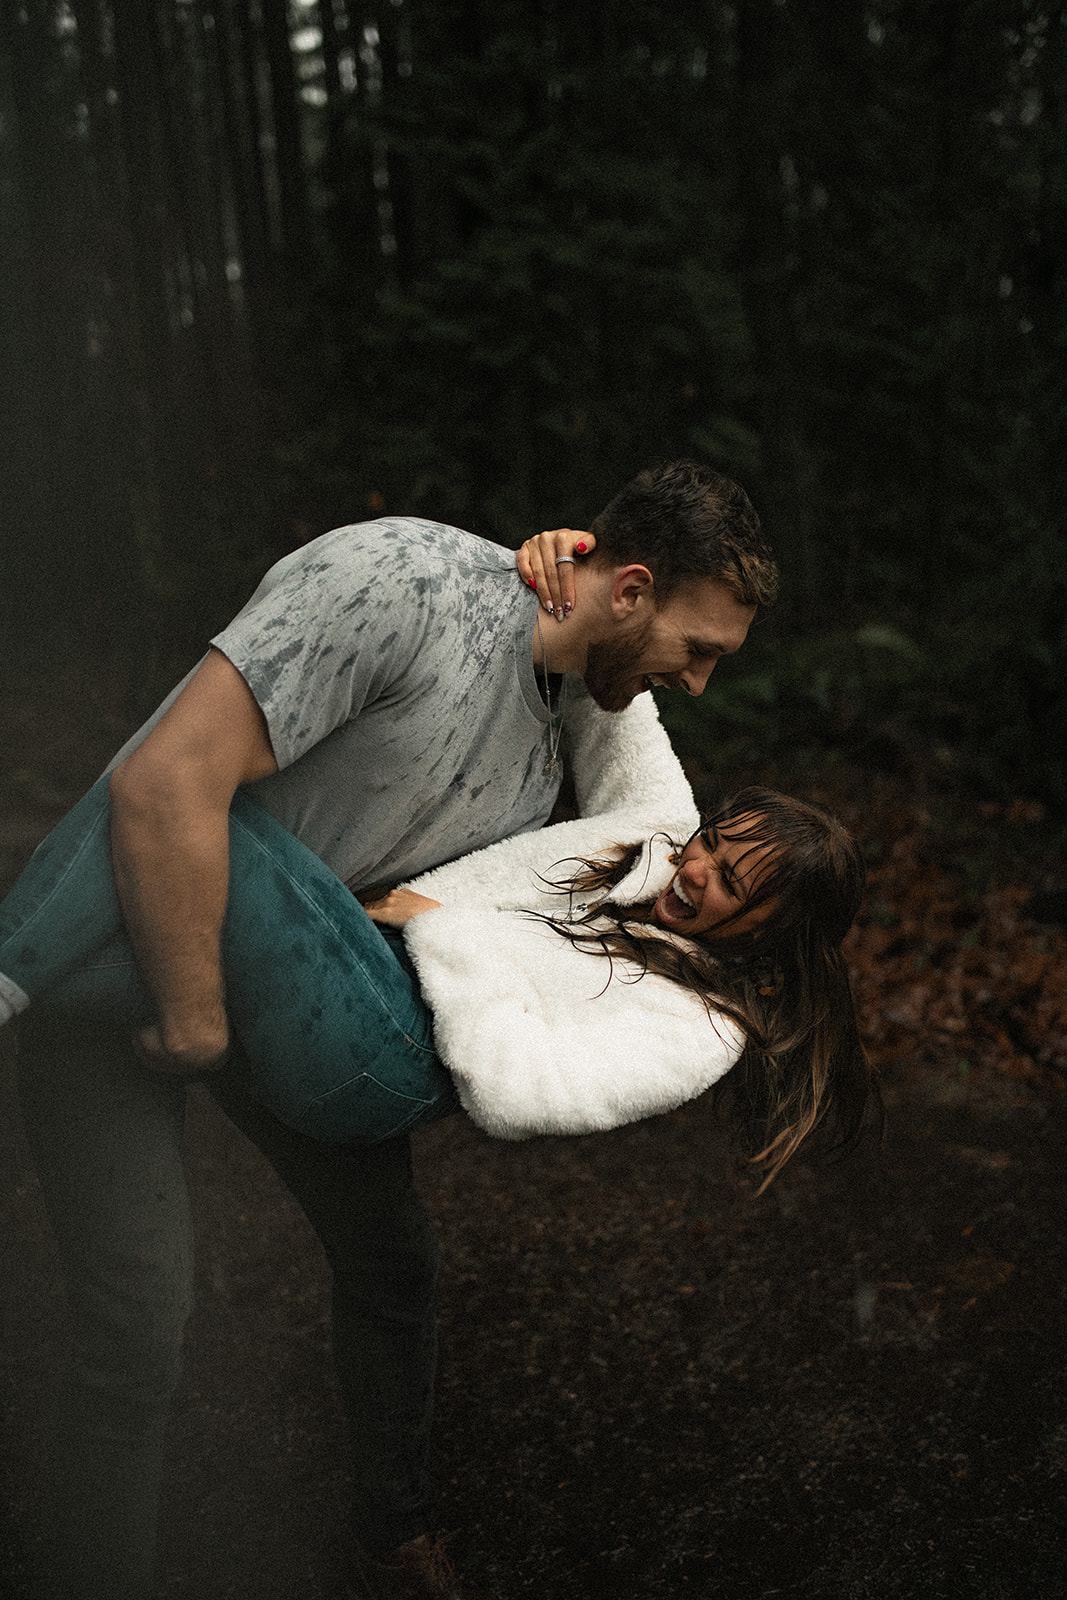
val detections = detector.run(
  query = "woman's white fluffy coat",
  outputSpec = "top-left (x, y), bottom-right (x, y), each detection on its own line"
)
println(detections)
top-left (402, 687), bottom-right (745, 1140)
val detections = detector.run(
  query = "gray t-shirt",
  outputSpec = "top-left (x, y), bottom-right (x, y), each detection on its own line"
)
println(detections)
top-left (209, 518), bottom-right (562, 889)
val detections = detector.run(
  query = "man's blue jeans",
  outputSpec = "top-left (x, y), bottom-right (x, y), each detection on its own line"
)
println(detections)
top-left (4, 778), bottom-right (463, 1594)
top-left (18, 1016), bottom-right (443, 1598)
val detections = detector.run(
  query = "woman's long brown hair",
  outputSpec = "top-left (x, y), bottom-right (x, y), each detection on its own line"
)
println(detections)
top-left (538, 788), bottom-right (877, 1190)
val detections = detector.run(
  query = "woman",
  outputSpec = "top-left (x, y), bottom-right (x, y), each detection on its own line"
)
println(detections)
top-left (0, 766), bottom-right (871, 1188)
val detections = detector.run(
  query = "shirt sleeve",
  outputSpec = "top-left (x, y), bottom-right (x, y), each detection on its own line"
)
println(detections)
top-left (211, 524), bottom-right (431, 771)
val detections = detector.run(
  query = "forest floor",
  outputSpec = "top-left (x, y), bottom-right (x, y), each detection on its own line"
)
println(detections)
top-left (1, 667), bottom-right (1066, 1600)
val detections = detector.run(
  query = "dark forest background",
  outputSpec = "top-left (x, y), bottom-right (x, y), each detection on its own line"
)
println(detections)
top-left (1, 0), bottom-right (1064, 807)
top-left (2, 11), bottom-right (1067, 1597)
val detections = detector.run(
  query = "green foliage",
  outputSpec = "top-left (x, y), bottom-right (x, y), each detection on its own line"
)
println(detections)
top-left (295, 5), bottom-right (756, 540)
top-left (656, 596), bottom-right (1066, 809)
top-left (2, 0), bottom-right (1064, 803)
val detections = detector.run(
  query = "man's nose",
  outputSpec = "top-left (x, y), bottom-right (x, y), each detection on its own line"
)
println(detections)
top-left (680, 660), bottom-right (716, 696)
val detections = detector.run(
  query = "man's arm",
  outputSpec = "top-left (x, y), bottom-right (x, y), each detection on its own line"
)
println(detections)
top-left (108, 646), bottom-right (279, 1072)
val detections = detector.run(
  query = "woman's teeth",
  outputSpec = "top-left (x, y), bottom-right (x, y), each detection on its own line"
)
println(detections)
top-left (673, 879), bottom-right (695, 909)
top-left (657, 881), bottom-right (695, 922)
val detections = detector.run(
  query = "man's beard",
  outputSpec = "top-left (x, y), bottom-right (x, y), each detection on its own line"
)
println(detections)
top-left (582, 616), bottom-right (654, 713)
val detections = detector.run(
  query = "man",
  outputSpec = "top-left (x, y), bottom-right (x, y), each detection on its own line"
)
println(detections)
top-left (17, 460), bottom-right (777, 1599)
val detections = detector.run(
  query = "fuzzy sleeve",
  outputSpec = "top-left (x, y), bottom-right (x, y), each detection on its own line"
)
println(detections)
top-left (406, 687), bottom-right (698, 910)
top-left (405, 810), bottom-right (679, 912)
top-left (402, 907), bottom-right (744, 1140)
top-left (563, 684), bottom-right (697, 824)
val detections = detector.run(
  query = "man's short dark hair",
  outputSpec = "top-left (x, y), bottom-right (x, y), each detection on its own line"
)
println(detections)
top-left (589, 460), bottom-right (779, 607)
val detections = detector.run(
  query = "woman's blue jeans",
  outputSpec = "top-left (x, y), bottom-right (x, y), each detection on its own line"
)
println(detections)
top-left (1, 774), bottom-right (459, 1140)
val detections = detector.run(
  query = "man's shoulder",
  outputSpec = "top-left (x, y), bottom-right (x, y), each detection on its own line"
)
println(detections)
top-left (227, 518), bottom-right (520, 640)
top-left (309, 517), bottom-right (514, 579)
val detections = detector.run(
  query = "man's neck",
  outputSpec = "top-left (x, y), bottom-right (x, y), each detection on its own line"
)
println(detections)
top-left (531, 614), bottom-right (586, 676)
top-left (529, 569), bottom-right (607, 676)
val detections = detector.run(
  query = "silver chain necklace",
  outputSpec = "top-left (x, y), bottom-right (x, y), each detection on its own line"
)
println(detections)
top-left (535, 611), bottom-right (567, 779)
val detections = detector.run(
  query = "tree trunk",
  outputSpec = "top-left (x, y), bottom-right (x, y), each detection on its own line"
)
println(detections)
top-left (261, 0), bottom-right (311, 268)
top-left (733, 0), bottom-right (817, 615)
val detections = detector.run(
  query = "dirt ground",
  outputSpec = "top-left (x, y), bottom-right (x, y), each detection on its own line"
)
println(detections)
top-left (1, 672), bottom-right (1065, 1599)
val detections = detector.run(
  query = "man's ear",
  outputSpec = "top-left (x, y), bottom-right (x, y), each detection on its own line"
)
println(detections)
top-left (609, 564), bottom-right (655, 618)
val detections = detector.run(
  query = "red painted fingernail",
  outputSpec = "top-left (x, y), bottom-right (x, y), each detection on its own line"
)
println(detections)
top-left (576, 542), bottom-right (587, 553)
top-left (528, 578), bottom-right (537, 588)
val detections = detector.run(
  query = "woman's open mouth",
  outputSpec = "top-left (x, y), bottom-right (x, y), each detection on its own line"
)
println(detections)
top-left (654, 876), bottom-right (697, 925)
